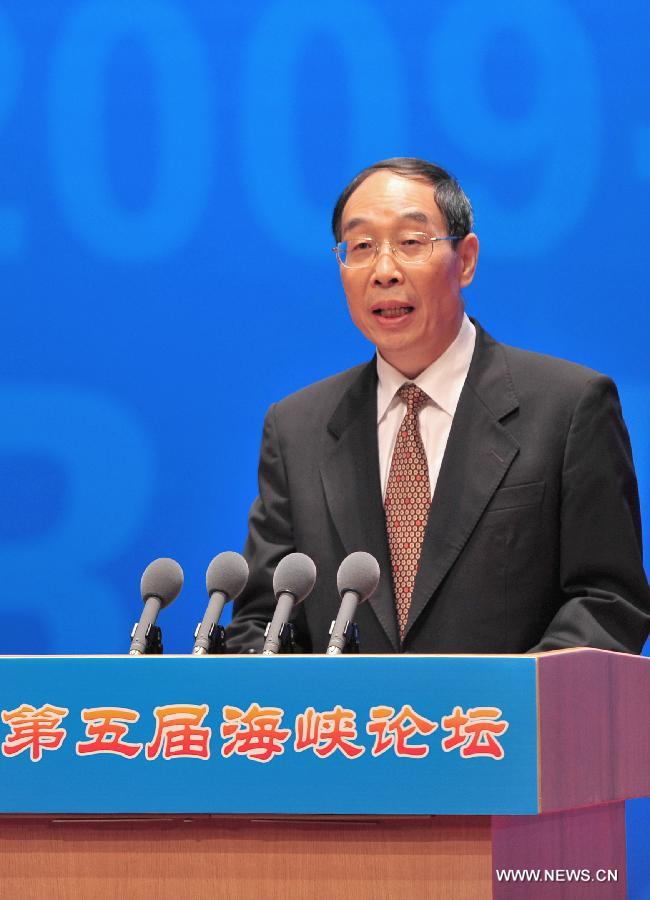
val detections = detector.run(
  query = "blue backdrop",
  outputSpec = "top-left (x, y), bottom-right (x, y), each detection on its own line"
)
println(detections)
top-left (1, 0), bottom-right (648, 893)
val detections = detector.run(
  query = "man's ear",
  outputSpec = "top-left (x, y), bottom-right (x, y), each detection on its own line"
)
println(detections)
top-left (458, 233), bottom-right (479, 288)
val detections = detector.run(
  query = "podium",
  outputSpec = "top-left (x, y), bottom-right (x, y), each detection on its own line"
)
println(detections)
top-left (0, 648), bottom-right (647, 898)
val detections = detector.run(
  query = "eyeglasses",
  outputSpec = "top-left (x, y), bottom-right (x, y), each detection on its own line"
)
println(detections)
top-left (332, 232), bottom-right (461, 268)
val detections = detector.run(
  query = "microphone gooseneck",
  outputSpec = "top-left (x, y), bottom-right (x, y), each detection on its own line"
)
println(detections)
top-left (193, 552), bottom-right (249, 654)
top-left (327, 552), bottom-right (380, 655)
top-left (129, 557), bottom-right (184, 655)
top-left (262, 553), bottom-right (317, 655)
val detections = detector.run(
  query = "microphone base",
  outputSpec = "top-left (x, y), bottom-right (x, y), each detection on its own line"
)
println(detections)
top-left (261, 622), bottom-right (297, 656)
top-left (326, 622), bottom-right (360, 655)
top-left (192, 625), bottom-right (227, 655)
top-left (128, 624), bottom-right (164, 656)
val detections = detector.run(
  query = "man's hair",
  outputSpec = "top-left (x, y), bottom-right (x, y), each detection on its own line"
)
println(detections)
top-left (331, 157), bottom-right (474, 244)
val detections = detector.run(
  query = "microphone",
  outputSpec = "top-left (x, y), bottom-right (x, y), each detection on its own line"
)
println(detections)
top-left (327, 552), bottom-right (380, 655)
top-left (262, 553), bottom-right (317, 655)
top-left (193, 552), bottom-right (249, 654)
top-left (129, 558), bottom-right (184, 655)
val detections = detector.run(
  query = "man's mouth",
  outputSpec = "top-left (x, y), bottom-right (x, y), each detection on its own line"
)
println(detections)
top-left (373, 306), bottom-right (414, 318)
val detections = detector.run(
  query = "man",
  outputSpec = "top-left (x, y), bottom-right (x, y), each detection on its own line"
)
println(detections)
top-left (227, 157), bottom-right (650, 654)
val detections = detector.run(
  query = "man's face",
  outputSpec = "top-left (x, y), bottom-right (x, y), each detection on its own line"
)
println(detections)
top-left (338, 170), bottom-right (479, 378)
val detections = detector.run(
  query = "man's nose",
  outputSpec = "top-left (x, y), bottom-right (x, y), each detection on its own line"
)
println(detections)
top-left (372, 241), bottom-right (404, 286)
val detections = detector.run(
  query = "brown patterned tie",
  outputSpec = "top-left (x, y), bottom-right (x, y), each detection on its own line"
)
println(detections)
top-left (385, 383), bottom-right (432, 640)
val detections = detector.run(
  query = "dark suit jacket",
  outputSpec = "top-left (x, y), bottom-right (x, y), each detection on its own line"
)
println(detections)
top-left (227, 323), bottom-right (650, 654)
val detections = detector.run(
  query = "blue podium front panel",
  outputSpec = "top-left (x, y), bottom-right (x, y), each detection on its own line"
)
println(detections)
top-left (0, 655), bottom-right (538, 815)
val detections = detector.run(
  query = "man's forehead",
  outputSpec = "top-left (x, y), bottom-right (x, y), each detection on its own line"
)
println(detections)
top-left (342, 210), bottom-right (433, 236)
top-left (340, 171), bottom-right (443, 233)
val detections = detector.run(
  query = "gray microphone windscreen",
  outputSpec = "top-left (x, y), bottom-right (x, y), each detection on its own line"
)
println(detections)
top-left (336, 552), bottom-right (380, 602)
top-left (206, 551), bottom-right (249, 601)
top-left (272, 553), bottom-right (317, 604)
top-left (140, 557), bottom-right (184, 608)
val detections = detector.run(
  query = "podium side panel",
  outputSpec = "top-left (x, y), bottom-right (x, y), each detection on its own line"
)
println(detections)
top-left (537, 649), bottom-right (650, 811)
top-left (492, 802), bottom-right (626, 899)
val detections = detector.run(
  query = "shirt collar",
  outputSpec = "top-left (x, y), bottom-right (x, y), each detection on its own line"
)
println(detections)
top-left (376, 313), bottom-right (476, 422)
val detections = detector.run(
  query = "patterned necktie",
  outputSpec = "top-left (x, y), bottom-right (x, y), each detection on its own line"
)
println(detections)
top-left (384, 383), bottom-right (432, 641)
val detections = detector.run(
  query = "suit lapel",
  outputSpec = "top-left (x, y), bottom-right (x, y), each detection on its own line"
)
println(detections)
top-left (320, 361), bottom-right (399, 650)
top-left (404, 325), bottom-right (520, 640)
top-left (319, 325), bottom-right (521, 649)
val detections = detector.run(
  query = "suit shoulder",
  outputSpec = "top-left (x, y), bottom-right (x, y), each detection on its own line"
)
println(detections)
top-left (498, 341), bottom-right (610, 395)
top-left (271, 362), bottom-right (371, 422)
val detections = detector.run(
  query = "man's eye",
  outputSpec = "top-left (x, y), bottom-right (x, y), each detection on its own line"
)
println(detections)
top-left (350, 240), bottom-right (373, 252)
top-left (400, 236), bottom-right (425, 247)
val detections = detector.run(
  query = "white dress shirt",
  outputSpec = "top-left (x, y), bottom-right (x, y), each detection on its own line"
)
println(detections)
top-left (377, 314), bottom-right (476, 500)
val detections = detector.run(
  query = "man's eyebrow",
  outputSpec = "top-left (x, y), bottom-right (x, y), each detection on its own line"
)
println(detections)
top-left (341, 210), bottom-right (431, 236)
top-left (341, 217), bottom-right (368, 236)
top-left (399, 210), bottom-right (429, 225)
